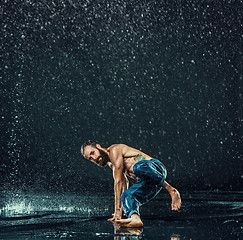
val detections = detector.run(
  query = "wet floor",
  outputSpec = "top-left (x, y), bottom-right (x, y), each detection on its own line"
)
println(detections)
top-left (0, 191), bottom-right (242, 239)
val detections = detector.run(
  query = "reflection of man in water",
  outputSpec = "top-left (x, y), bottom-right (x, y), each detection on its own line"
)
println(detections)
top-left (81, 141), bottom-right (181, 227)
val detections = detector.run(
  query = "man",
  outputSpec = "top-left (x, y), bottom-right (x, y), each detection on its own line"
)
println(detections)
top-left (81, 141), bottom-right (181, 227)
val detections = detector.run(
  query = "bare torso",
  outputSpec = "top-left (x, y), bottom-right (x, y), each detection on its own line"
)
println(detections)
top-left (107, 144), bottom-right (152, 179)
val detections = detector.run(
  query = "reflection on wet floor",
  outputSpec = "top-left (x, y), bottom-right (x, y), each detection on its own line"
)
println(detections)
top-left (0, 191), bottom-right (242, 239)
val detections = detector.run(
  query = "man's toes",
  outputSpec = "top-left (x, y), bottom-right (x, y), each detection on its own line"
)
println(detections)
top-left (171, 205), bottom-right (179, 211)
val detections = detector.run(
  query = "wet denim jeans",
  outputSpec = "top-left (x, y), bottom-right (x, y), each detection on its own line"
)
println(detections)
top-left (121, 159), bottom-right (167, 218)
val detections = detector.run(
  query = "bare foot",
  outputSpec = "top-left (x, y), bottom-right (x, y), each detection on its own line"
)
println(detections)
top-left (115, 214), bottom-right (143, 227)
top-left (170, 188), bottom-right (181, 211)
top-left (114, 225), bottom-right (143, 235)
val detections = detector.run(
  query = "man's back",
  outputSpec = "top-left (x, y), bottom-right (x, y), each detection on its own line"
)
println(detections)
top-left (107, 144), bottom-right (152, 178)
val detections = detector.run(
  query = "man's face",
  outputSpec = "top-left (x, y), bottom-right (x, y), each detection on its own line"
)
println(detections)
top-left (83, 145), bottom-right (109, 167)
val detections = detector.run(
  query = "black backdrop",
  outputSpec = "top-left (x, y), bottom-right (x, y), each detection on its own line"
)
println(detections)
top-left (1, 0), bottom-right (242, 193)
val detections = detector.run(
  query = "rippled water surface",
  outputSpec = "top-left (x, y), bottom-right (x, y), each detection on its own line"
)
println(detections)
top-left (0, 191), bottom-right (242, 239)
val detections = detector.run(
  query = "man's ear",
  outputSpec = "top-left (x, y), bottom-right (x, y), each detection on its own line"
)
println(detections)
top-left (96, 144), bottom-right (101, 149)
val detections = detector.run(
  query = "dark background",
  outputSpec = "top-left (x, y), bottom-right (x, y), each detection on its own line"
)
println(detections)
top-left (1, 0), bottom-right (242, 193)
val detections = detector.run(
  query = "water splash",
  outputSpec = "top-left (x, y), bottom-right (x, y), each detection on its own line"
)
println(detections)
top-left (1, 192), bottom-right (110, 217)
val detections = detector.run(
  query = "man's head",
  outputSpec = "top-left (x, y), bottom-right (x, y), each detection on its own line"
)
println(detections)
top-left (81, 140), bottom-right (110, 167)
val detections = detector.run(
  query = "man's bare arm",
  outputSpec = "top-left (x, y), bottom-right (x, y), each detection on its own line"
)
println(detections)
top-left (108, 146), bottom-right (124, 221)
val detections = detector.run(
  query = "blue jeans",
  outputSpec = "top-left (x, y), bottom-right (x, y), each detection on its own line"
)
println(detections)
top-left (121, 159), bottom-right (167, 218)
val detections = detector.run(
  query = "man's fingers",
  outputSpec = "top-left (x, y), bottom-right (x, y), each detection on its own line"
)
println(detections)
top-left (108, 217), bottom-right (115, 222)
top-left (108, 216), bottom-right (121, 222)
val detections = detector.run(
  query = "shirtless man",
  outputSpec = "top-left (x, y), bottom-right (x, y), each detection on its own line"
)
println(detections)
top-left (81, 141), bottom-right (181, 227)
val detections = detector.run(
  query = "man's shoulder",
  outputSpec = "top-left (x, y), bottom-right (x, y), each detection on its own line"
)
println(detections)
top-left (108, 143), bottom-right (127, 149)
top-left (108, 144), bottom-right (129, 152)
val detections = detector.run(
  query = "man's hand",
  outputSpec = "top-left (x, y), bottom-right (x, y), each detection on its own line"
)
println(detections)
top-left (107, 209), bottom-right (122, 222)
